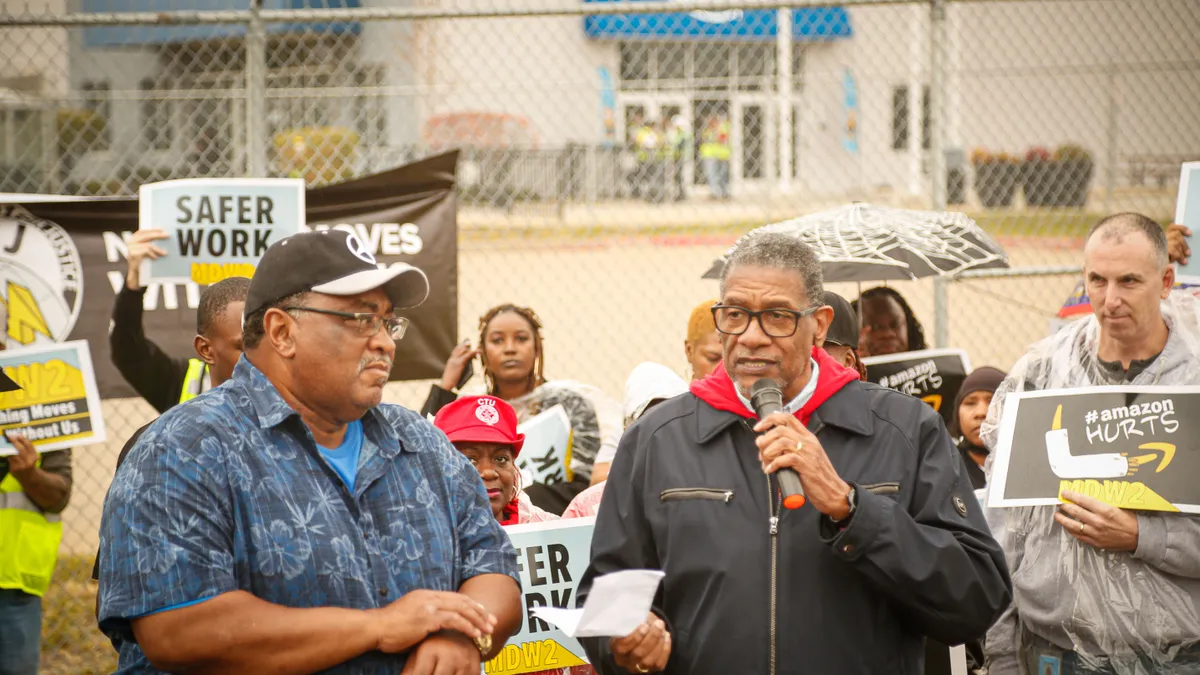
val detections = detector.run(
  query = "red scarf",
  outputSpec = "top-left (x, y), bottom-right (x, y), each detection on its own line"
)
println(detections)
top-left (498, 498), bottom-right (521, 527)
top-left (689, 346), bottom-right (860, 425)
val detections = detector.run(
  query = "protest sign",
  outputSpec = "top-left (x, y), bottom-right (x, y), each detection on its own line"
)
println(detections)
top-left (1175, 162), bottom-right (1200, 284)
top-left (862, 348), bottom-right (972, 426)
top-left (0, 340), bottom-right (106, 454)
top-left (517, 404), bottom-right (575, 485)
top-left (4, 151), bottom-right (459, 398)
top-left (486, 517), bottom-right (594, 675)
top-left (988, 386), bottom-right (1200, 513)
top-left (139, 178), bottom-right (305, 285)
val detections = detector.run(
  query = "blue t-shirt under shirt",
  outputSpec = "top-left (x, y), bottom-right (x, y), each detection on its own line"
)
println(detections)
top-left (319, 420), bottom-right (364, 492)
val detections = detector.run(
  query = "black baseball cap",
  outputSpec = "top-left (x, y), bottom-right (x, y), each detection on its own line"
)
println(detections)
top-left (822, 290), bottom-right (859, 350)
top-left (244, 229), bottom-right (430, 319)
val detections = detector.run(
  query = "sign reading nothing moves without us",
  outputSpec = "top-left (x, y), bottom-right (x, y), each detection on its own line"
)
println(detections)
top-left (862, 348), bottom-right (972, 427)
top-left (139, 178), bottom-right (305, 285)
top-left (0, 151), bottom-right (459, 399)
top-left (988, 386), bottom-right (1200, 513)
top-left (0, 340), bottom-right (107, 455)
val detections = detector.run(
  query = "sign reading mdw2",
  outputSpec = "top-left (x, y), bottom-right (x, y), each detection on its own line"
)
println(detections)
top-left (486, 518), bottom-right (594, 675)
top-left (139, 178), bottom-right (305, 285)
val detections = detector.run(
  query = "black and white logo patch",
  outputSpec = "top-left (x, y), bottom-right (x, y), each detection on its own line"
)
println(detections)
top-left (0, 208), bottom-right (83, 347)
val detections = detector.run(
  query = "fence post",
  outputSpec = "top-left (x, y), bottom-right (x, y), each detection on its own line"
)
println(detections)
top-left (929, 0), bottom-right (947, 211)
top-left (933, 275), bottom-right (949, 349)
top-left (245, 0), bottom-right (267, 178)
top-left (930, 0), bottom-right (949, 348)
top-left (776, 7), bottom-right (792, 194)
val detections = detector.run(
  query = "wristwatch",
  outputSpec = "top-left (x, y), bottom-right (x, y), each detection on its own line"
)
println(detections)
top-left (833, 485), bottom-right (858, 528)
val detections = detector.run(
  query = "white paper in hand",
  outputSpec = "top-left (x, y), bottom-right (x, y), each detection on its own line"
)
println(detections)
top-left (530, 569), bottom-right (665, 638)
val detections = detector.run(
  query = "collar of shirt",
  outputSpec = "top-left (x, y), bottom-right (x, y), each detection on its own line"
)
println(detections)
top-left (1096, 351), bottom-right (1162, 382)
top-left (232, 355), bottom-right (414, 455)
top-left (735, 358), bottom-right (820, 416)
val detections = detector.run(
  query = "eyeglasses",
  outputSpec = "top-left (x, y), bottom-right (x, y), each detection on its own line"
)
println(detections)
top-left (283, 306), bottom-right (410, 340)
top-left (711, 304), bottom-right (820, 338)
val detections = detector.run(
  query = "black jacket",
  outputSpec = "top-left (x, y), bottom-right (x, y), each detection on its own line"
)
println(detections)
top-left (578, 380), bottom-right (1011, 674)
top-left (110, 285), bottom-right (195, 414)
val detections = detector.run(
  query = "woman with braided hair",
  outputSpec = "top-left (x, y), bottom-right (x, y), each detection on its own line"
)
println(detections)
top-left (421, 304), bottom-right (621, 514)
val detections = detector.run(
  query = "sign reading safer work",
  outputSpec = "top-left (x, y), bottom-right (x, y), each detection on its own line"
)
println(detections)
top-left (988, 386), bottom-right (1200, 513)
top-left (486, 518), bottom-right (594, 674)
top-left (138, 178), bottom-right (305, 285)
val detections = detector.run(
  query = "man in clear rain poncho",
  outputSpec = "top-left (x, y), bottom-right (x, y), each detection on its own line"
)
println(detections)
top-left (982, 213), bottom-right (1200, 675)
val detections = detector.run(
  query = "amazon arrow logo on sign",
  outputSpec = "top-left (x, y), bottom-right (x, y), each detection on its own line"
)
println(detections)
top-left (988, 387), bottom-right (1200, 514)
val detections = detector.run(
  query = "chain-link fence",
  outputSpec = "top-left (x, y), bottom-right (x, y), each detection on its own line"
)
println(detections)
top-left (2, 0), bottom-right (1199, 670)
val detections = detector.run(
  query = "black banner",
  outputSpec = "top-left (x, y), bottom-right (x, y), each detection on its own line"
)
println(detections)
top-left (0, 152), bottom-right (458, 399)
top-left (862, 348), bottom-right (972, 427)
top-left (989, 387), bottom-right (1197, 513)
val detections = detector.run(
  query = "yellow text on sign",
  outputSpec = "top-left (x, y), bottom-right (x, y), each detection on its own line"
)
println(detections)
top-left (0, 360), bottom-right (86, 407)
top-left (191, 262), bottom-right (257, 285)
top-left (484, 639), bottom-right (587, 675)
top-left (1058, 479), bottom-right (1179, 512)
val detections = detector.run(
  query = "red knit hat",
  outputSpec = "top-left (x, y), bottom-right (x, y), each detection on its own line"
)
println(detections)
top-left (433, 395), bottom-right (525, 457)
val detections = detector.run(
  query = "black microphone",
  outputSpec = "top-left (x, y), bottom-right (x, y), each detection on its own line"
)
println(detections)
top-left (750, 378), bottom-right (806, 510)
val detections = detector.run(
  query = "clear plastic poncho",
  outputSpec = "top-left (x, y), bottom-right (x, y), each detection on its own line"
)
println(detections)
top-left (981, 293), bottom-right (1200, 674)
top-left (506, 379), bottom-right (623, 483)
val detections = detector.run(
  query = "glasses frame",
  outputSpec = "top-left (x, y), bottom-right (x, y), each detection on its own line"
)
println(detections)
top-left (710, 303), bottom-right (821, 338)
top-left (282, 306), bottom-right (410, 340)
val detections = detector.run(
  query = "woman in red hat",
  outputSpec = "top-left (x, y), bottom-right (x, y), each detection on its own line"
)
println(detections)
top-left (433, 395), bottom-right (557, 526)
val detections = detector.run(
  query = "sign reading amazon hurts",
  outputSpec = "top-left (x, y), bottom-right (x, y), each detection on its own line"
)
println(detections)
top-left (486, 518), bottom-right (594, 675)
top-left (988, 386), bottom-right (1200, 513)
top-left (862, 348), bottom-right (972, 427)
top-left (0, 340), bottom-right (106, 455)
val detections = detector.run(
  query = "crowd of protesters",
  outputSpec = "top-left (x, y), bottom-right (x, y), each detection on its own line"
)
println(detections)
top-left (1, 212), bottom-right (1198, 675)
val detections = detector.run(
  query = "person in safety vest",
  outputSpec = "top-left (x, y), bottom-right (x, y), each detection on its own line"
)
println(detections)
top-left (92, 277), bottom-right (249, 606)
top-left (700, 113), bottom-right (732, 200)
top-left (0, 332), bottom-right (73, 675)
top-left (111, 230), bottom-right (249, 413)
top-left (633, 118), bottom-right (663, 203)
top-left (664, 115), bottom-right (691, 202)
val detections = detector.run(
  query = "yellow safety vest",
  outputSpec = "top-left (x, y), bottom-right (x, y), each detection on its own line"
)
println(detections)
top-left (700, 122), bottom-right (732, 160)
top-left (179, 358), bottom-right (209, 404)
top-left (0, 460), bottom-right (63, 597)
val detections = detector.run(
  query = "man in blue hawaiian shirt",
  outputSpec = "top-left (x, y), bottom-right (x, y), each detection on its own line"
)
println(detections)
top-left (98, 229), bottom-right (521, 674)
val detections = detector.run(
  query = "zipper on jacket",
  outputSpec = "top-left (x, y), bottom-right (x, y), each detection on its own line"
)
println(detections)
top-left (766, 472), bottom-right (781, 675)
top-left (861, 481), bottom-right (900, 495)
top-left (659, 487), bottom-right (734, 503)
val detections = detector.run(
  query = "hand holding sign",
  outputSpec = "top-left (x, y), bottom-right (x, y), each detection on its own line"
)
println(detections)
top-left (1167, 224), bottom-right (1191, 266)
top-left (124, 229), bottom-right (168, 290)
top-left (1054, 490), bottom-right (1139, 552)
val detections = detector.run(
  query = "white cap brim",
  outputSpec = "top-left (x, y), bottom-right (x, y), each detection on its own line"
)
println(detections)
top-left (311, 264), bottom-right (430, 310)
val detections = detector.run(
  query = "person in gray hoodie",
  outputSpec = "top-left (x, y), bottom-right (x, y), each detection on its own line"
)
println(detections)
top-left (982, 213), bottom-right (1200, 675)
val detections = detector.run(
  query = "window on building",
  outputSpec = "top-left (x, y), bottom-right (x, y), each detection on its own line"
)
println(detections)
top-left (80, 80), bottom-right (112, 150)
top-left (735, 44), bottom-right (773, 92)
top-left (619, 43), bottom-right (651, 85)
top-left (891, 85), bottom-right (909, 150)
top-left (891, 84), bottom-right (932, 151)
top-left (657, 43), bottom-right (688, 88)
top-left (355, 66), bottom-right (387, 150)
top-left (140, 78), bottom-right (174, 151)
top-left (694, 44), bottom-right (731, 91)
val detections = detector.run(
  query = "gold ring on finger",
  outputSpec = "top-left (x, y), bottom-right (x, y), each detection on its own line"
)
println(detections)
top-left (636, 665), bottom-right (650, 673)
top-left (795, 439), bottom-right (803, 452)
top-left (1079, 521), bottom-right (1085, 534)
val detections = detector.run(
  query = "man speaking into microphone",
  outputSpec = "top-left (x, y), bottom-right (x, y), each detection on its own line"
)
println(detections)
top-left (578, 233), bottom-right (1011, 674)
